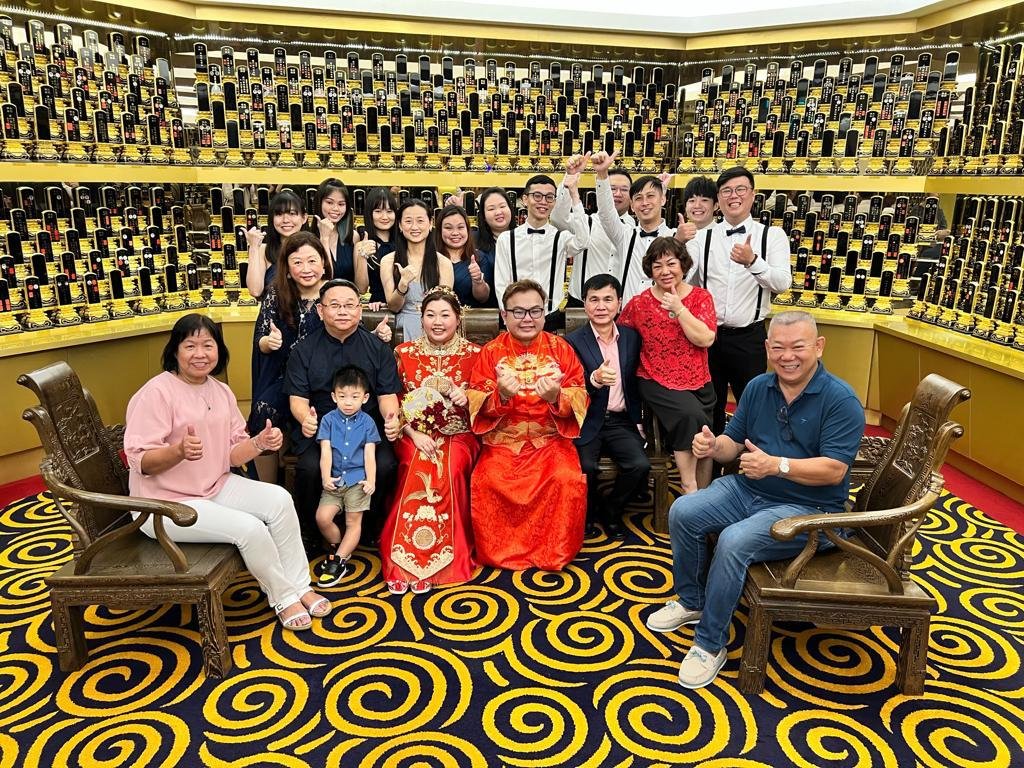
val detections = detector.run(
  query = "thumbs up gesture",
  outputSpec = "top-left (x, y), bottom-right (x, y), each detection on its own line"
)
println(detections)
top-left (675, 213), bottom-right (697, 243)
top-left (657, 281), bottom-right (684, 316)
top-left (564, 153), bottom-right (588, 176)
top-left (593, 358), bottom-right (616, 388)
top-left (263, 320), bottom-right (283, 351)
top-left (355, 230), bottom-right (377, 261)
top-left (257, 418), bottom-right (284, 452)
top-left (691, 424), bottom-right (716, 459)
top-left (180, 424), bottom-right (204, 461)
top-left (738, 438), bottom-right (775, 479)
top-left (590, 149), bottom-right (618, 176)
top-left (316, 214), bottom-right (335, 239)
top-left (245, 226), bottom-right (265, 249)
top-left (467, 253), bottom-right (483, 283)
top-left (730, 233), bottom-right (755, 267)
top-left (384, 411), bottom-right (403, 442)
top-left (374, 313), bottom-right (393, 343)
top-left (301, 406), bottom-right (318, 438)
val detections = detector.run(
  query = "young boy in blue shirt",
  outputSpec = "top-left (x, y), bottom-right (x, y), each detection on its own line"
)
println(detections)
top-left (316, 365), bottom-right (379, 587)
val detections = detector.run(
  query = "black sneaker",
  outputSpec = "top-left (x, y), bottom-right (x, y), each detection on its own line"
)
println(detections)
top-left (318, 555), bottom-right (348, 588)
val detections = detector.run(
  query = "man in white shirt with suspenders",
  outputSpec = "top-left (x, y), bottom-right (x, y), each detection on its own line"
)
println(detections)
top-left (686, 166), bottom-right (792, 440)
top-left (550, 155), bottom-right (634, 307)
top-left (494, 174), bottom-right (590, 330)
top-left (590, 150), bottom-right (697, 302)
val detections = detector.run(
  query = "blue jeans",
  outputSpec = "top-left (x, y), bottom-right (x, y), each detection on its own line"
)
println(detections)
top-left (668, 474), bottom-right (829, 653)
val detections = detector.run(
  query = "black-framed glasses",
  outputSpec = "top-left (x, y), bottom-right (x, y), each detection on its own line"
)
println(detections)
top-left (777, 404), bottom-right (794, 442)
top-left (526, 191), bottom-right (556, 203)
top-left (505, 306), bottom-right (545, 320)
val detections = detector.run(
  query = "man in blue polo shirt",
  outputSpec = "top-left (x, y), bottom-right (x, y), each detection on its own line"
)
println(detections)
top-left (645, 309), bottom-right (864, 689)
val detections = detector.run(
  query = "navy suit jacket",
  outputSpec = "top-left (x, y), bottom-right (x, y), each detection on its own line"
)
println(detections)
top-left (566, 322), bottom-right (643, 446)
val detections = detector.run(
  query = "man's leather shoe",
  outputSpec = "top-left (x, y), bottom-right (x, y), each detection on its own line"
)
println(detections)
top-left (603, 517), bottom-right (626, 537)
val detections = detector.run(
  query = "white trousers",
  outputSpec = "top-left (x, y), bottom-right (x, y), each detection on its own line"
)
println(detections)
top-left (141, 473), bottom-right (311, 608)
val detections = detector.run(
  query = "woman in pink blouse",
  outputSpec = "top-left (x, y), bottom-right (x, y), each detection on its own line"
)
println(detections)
top-left (618, 237), bottom-right (717, 495)
top-left (124, 314), bottom-right (329, 631)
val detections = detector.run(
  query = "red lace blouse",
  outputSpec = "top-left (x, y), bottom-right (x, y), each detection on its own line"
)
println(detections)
top-left (619, 286), bottom-right (717, 391)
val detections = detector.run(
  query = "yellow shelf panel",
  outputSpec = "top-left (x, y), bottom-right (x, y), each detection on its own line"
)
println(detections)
top-left (922, 176), bottom-right (1024, 195)
top-left (875, 317), bottom-right (1024, 381)
top-left (0, 162), bottom-right (199, 184)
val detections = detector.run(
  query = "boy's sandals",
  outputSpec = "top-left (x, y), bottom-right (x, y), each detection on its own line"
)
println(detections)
top-left (275, 601), bottom-right (312, 631)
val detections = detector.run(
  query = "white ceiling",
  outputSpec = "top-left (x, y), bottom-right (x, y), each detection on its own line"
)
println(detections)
top-left (199, 0), bottom-right (948, 35)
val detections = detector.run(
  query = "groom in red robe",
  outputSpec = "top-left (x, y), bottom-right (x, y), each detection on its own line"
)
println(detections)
top-left (468, 279), bottom-right (589, 571)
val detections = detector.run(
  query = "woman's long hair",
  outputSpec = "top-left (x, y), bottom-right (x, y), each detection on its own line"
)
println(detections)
top-left (266, 189), bottom-right (306, 270)
top-left (436, 205), bottom-right (475, 263)
top-left (475, 187), bottom-right (512, 254)
top-left (393, 198), bottom-right (441, 291)
top-left (363, 186), bottom-right (398, 243)
top-left (315, 177), bottom-right (353, 246)
top-left (273, 231), bottom-right (331, 329)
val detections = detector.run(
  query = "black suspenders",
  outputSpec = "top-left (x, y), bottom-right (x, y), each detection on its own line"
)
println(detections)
top-left (510, 228), bottom-right (562, 311)
top-left (703, 224), bottom-right (771, 324)
top-left (621, 230), bottom-right (640, 290)
top-left (578, 215), bottom-right (594, 289)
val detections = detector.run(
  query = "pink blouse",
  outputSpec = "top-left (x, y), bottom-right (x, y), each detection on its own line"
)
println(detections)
top-left (124, 371), bottom-right (250, 501)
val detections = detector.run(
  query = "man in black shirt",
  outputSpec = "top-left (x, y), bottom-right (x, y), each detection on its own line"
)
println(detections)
top-left (286, 279), bottom-right (402, 548)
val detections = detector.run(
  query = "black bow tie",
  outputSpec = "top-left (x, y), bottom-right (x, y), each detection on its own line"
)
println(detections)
top-left (526, 227), bottom-right (546, 235)
top-left (725, 225), bottom-right (746, 236)
top-left (639, 230), bottom-right (659, 238)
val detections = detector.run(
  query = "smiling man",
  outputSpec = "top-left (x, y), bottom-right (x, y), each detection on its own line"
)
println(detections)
top-left (686, 167), bottom-right (792, 442)
top-left (644, 310), bottom-right (864, 690)
top-left (467, 279), bottom-right (589, 570)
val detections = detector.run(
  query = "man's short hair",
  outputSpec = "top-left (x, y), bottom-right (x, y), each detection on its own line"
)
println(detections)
top-left (523, 174), bottom-right (556, 193)
top-left (716, 166), bottom-right (755, 191)
top-left (768, 310), bottom-right (818, 336)
top-left (629, 175), bottom-right (664, 198)
top-left (320, 278), bottom-right (360, 300)
top-left (502, 279), bottom-right (547, 309)
top-left (682, 175), bottom-right (718, 203)
top-left (608, 168), bottom-right (633, 184)
top-left (332, 364), bottom-right (370, 391)
top-left (581, 273), bottom-right (622, 299)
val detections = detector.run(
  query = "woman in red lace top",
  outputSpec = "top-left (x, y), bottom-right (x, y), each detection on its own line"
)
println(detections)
top-left (619, 237), bottom-right (717, 494)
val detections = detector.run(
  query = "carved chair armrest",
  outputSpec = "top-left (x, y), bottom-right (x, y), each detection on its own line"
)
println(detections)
top-left (766, 474), bottom-right (943, 592)
top-left (42, 467), bottom-right (197, 575)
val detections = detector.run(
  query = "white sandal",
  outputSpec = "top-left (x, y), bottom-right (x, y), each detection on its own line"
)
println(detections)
top-left (275, 601), bottom-right (312, 631)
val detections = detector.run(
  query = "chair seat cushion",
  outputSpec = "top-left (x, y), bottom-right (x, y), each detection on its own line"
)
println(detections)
top-left (47, 534), bottom-right (241, 587)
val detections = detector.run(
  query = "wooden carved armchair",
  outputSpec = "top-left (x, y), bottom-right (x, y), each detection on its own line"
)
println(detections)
top-left (19, 362), bottom-right (243, 678)
top-left (738, 373), bottom-right (970, 695)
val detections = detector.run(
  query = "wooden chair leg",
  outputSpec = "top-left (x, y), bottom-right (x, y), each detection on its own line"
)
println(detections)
top-left (652, 460), bottom-right (670, 534)
top-left (739, 603), bottom-right (773, 694)
top-left (51, 596), bottom-right (89, 671)
top-left (196, 591), bottom-right (233, 678)
top-left (896, 615), bottom-right (930, 695)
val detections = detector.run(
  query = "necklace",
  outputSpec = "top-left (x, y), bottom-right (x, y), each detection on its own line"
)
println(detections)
top-left (176, 373), bottom-right (213, 410)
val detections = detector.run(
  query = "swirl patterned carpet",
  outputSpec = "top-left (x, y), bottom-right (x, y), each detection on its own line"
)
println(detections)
top-left (2, 486), bottom-right (1023, 768)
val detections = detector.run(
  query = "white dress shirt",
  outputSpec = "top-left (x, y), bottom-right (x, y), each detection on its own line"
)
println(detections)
top-left (494, 217), bottom-right (588, 312)
top-left (595, 177), bottom-right (676, 302)
top-left (686, 216), bottom-right (792, 328)
top-left (551, 183), bottom-right (626, 299)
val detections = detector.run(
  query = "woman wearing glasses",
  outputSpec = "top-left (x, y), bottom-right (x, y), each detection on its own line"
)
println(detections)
top-left (619, 237), bottom-right (717, 496)
top-left (380, 199), bottom-right (455, 342)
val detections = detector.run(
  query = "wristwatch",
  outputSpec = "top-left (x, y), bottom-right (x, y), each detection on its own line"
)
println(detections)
top-left (778, 457), bottom-right (790, 476)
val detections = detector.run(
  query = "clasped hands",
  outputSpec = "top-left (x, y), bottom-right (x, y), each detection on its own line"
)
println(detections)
top-left (497, 363), bottom-right (562, 403)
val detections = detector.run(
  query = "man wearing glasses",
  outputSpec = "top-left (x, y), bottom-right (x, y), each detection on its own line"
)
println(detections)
top-left (494, 175), bottom-right (591, 330)
top-left (686, 166), bottom-right (792, 442)
top-left (645, 310), bottom-right (864, 689)
top-left (286, 279), bottom-right (402, 551)
top-left (467, 279), bottom-right (589, 571)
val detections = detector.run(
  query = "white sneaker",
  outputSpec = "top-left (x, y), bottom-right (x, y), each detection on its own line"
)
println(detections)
top-left (645, 600), bottom-right (703, 633)
top-left (678, 644), bottom-right (727, 689)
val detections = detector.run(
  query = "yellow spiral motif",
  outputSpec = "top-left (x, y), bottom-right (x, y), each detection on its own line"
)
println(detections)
top-left (80, 602), bottom-right (180, 639)
top-left (917, 500), bottom-right (962, 537)
top-left (419, 585), bottom-right (519, 642)
top-left (482, 688), bottom-right (589, 767)
top-left (594, 546), bottom-right (674, 603)
top-left (0, 732), bottom-right (19, 768)
top-left (881, 682), bottom-right (1024, 768)
top-left (518, 611), bottom-right (634, 677)
top-left (265, 597), bottom-right (396, 660)
top-left (777, 711), bottom-right (900, 767)
top-left (223, 576), bottom-right (277, 635)
top-left (323, 642), bottom-right (472, 737)
top-left (0, 493), bottom-right (61, 529)
top-left (595, 662), bottom-right (750, 762)
top-left (0, 567), bottom-right (52, 621)
top-left (0, 527), bottom-right (72, 571)
top-left (511, 564), bottom-right (593, 605)
top-left (0, 652), bottom-right (52, 728)
top-left (927, 616), bottom-right (1021, 681)
top-left (55, 637), bottom-right (194, 717)
top-left (203, 668), bottom-right (309, 743)
top-left (924, 538), bottom-right (1024, 583)
top-left (329, 731), bottom-right (488, 767)
top-left (22, 711), bottom-right (189, 768)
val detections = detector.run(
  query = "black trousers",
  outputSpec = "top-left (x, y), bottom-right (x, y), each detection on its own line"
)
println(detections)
top-left (708, 321), bottom-right (768, 436)
top-left (575, 412), bottom-right (651, 521)
top-left (294, 434), bottom-right (397, 538)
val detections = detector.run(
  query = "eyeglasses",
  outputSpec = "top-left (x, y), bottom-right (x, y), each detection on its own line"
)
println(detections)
top-left (505, 306), bottom-right (545, 319)
top-left (526, 192), bottom-right (556, 203)
top-left (777, 405), bottom-right (794, 442)
top-left (323, 301), bottom-right (360, 312)
top-left (719, 185), bottom-right (752, 198)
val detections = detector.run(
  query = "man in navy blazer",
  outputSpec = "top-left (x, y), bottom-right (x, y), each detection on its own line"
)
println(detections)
top-left (567, 274), bottom-right (651, 537)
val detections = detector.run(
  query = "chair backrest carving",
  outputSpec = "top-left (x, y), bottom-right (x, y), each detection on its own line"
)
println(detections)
top-left (855, 373), bottom-right (969, 569)
top-left (19, 362), bottom-right (130, 543)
